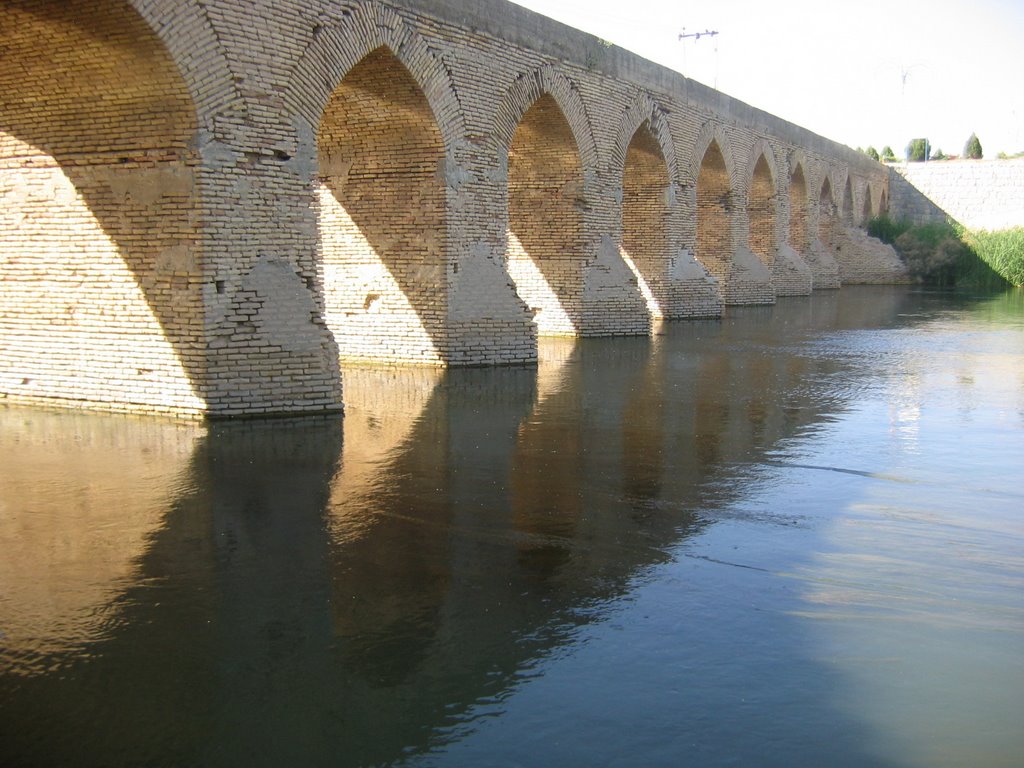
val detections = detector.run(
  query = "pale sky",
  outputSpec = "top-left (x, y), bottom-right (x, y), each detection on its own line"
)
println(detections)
top-left (510, 0), bottom-right (1024, 157)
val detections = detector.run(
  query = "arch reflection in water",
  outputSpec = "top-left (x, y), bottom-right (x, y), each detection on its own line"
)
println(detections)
top-left (0, 409), bottom-right (204, 662)
top-left (3, 287), bottom-right (1017, 768)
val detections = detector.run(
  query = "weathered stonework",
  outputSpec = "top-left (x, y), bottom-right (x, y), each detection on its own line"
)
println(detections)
top-left (0, 0), bottom-right (898, 417)
top-left (888, 159), bottom-right (1024, 230)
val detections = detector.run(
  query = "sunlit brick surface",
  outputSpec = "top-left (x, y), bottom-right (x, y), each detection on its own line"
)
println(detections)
top-left (0, 0), bottom-right (900, 416)
top-left (622, 124), bottom-right (670, 318)
top-left (318, 48), bottom-right (448, 363)
top-left (507, 95), bottom-right (584, 336)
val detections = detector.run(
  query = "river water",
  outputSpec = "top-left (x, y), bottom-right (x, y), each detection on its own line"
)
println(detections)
top-left (1, 286), bottom-right (1022, 767)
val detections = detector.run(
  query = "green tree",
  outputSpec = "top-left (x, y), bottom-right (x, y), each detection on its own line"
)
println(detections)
top-left (932, 147), bottom-right (946, 160)
top-left (964, 133), bottom-right (983, 159)
top-left (906, 138), bottom-right (930, 162)
top-left (866, 146), bottom-right (880, 161)
top-left (881, 146), bottom-right (896, 162)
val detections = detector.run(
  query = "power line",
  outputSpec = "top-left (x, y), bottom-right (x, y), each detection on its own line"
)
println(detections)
top-left (678, 27), bottom-right (719, 42)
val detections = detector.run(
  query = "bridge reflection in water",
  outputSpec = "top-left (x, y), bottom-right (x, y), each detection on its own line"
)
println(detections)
top-left (1, 286), bottom-right (1022, 767)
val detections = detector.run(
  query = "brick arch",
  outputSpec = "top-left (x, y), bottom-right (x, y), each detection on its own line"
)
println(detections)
top-left (0, 0), bottom-right (208, 414)
top-left (693, 125), bottom-right (737, 283)
top-left (130, 0), bottom-right (241, 123)
top-left (741, 139), bottom-right (780, 194)
top-left (841, 173), bottom-right (855, 225)
top-left (285, 1), bottom-right (465, 153)
top-left (315, 46), bottom-right (451, 363)
top-left (612, 93), bottom-right (680, 189)
top-left (861, 184), bottom-right (875, 224)
top-left (690, 122), bottom-right (739, 189)
top-left (818, 174), bottom-right (836, 244)
top-left (618, 105), bottom-right (675, 318)
top-left (492, 67), bottom-right (599, 336)
top-left (492, 66), bottom-right (599, 177)
top-left (787, 151), bottom-right (812, 253)
top-left (745, 140), bottom-right (780, 266)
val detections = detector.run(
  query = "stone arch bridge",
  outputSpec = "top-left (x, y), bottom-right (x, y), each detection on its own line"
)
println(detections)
top-left (0, 0), bottom-right (904, 417)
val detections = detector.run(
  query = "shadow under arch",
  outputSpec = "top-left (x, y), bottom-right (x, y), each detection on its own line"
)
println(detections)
top-left (0, 0), bottom-right (207, 413)
top-left (862, 185), bottom-right (874, 225)
top-left (789, 159), bottom-right (811, 256)
top-left (612, 97), bottom-right (680, 319)
top-left (621, 120), bottom-right (673, 319)
top-left (819, 175), bottom-right (837, 244)
top-left (494, 69), bottom-right (599, 336)
top-left (284, 1), bottom-right (467, 365)
top-left (695, 137), bottom-right (736, 286)
top-left (316, 46), bottom-right (450, 364)
top-left (747, 143), bottom-right (780, 268)
top-left (841, 174), bottom-right (855, 225)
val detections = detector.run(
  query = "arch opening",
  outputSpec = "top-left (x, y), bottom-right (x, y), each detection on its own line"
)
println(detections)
top-left (0, 0), bottom-right (205, 413)
top-left (506, 94), bottom-right (585, 336)
top-left (818, 177), bottom-right (835, 246)
top-left (842, 177), bottom-right (854, 225)
top-left (862, 187), bottom-right (874, 226)
top-left (789, 165), bottom-right (809, 253)
top-left (621, 122), bottom-right (670, 318)
top-left (748, 154), bottom-right (777, 266)
top-left (696, 140), bottom-right (734, 282)
top-left (317, 46), bottom-right (448, 364)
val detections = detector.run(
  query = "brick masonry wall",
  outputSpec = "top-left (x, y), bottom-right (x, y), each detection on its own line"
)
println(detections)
top-left (0, 0), bottom-right (207, 415)
top-left (0, 0), bottom-right (898, 417)
top-left (888, 159), bottom-right (1024, 230)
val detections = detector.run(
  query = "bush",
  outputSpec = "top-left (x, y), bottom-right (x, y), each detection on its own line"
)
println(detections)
top-left (866, 146), bottom-right (880, 161)
top-left (881, 146), bottom-right (896, 162)
top-left (931, 148), bottom-right (946, 160)
top-left (867, 216), bottom-right (1012, 288)
top-left (893, 221), bottom-right (968, 284)
top-left (964, 133), bottom-right (983, 159)
top-left (867, 214), bottom-right (912, 244)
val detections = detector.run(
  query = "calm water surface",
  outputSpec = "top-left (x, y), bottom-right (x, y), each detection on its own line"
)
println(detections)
top-left (1, 286), bottom-right (1022, 767)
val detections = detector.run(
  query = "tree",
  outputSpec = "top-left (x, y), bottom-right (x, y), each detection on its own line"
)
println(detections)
top-left (931, 147), bottom-right (946, 160)
top-left (906, 138), bottom-right (930, 162)
top-left (866, 146), bottom-right (880, 161)
top-left (964, 133), bottom-right (983, 159)
top-left (881, 146), bottom-right (896, 162)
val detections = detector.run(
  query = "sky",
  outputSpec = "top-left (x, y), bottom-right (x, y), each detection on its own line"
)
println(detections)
top-left (509, 0), bottom-right (1024, 157)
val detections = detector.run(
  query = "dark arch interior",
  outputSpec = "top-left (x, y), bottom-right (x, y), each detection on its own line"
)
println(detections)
top-left (819, 178), bottom-right (835, 245)
top-left (696, 140), bottom-right (733, 281)
top-left (789, 166), bottom-right (809, 253)
top-left (748, 154), bottom-right (777, 266)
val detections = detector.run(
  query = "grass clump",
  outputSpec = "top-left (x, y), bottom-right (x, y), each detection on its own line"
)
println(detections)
top-left (962, 228), bottom-right (1024, 287)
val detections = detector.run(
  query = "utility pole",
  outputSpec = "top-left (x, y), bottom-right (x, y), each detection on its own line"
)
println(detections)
top-left (678, 28), bottom-right (721, 88)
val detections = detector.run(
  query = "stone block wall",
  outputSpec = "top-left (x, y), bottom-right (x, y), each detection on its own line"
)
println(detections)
top-left (888, 159), bottom-right (1024, 230)
top-left (0, 0), bottom-right (898, 417)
